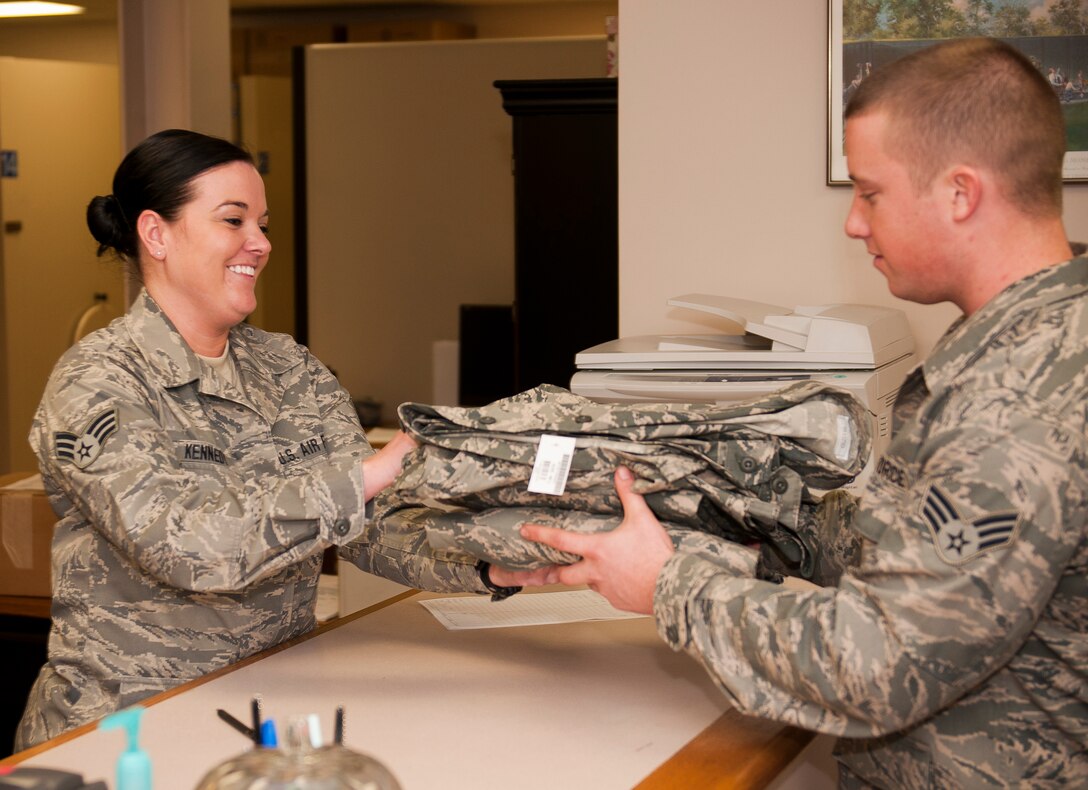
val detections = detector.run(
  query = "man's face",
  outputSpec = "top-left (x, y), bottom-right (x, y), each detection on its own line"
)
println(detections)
top-left (844, 111), bottom-right (955, 306)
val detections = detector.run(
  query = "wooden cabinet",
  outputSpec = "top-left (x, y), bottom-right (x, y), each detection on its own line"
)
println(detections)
top-left (495, 78), bottom-right (618, 392)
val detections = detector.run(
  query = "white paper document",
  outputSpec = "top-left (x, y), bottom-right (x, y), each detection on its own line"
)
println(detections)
top-left (419, 590), bottom-right (648, 630)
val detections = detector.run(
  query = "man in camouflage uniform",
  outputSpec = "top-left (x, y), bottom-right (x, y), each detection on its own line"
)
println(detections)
top-left (512, 38), bottom-right (1088, 787)
top-left (15, 290), bottom-right (487, 750)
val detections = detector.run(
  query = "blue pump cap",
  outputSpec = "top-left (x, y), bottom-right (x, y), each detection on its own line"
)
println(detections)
top-left (100, 705), bottom-right (152, 790)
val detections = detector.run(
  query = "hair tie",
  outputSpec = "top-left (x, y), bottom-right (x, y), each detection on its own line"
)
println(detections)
top-left (107, 194), bottom-right (131, 230)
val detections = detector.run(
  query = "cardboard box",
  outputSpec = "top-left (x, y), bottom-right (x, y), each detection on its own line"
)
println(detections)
top-left (0, 472), bottom-right (56, 598)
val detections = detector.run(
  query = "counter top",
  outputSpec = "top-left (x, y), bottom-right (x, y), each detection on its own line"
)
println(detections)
top-left (2, 589), bottom-right (810, 789)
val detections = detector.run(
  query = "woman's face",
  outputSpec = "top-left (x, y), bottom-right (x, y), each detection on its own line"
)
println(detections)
top-left (150, 161), bottom-right (271, 338)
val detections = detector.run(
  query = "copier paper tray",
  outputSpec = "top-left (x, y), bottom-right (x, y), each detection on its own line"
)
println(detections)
top-left (575, 295), bottom-right (915, 370)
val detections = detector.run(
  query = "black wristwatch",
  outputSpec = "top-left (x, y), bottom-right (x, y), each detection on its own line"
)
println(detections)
top-left (476, 559), bottom-right (522, 602)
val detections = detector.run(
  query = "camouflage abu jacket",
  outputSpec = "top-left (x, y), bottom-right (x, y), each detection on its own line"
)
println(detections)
top-left (16, 290), bottom-right (483, 751)
top-left (655, 253), bottom-right (1088, 788)
top-left (371, 379), bottom-right (871, 585)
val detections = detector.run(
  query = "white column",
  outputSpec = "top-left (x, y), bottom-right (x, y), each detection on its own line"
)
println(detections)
top-left (118, 0), bottom-right (232, 150)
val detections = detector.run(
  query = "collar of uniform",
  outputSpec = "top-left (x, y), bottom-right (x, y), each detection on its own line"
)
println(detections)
top-left (226, 323), bottom-right (301, 422)
top-left (123, 289), bottom-right (203, 388)
top-left (921, 250), bottom-right (1088, 391)
top-left (123, 290), bottom-right (298, 393)
top-left (229, 322), bottom-right (298, 378)
top-left (176, 328), bottom-right (299, 425)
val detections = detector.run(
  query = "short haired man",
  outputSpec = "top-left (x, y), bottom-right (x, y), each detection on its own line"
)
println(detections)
top-left (495, 38), bottom-right (1087, 786)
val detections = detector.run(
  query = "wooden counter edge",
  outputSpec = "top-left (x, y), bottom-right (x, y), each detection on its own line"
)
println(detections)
top-left (0, 594), bottom-right (51, 620)
top-left (634, 706), bottom-right (813, 790)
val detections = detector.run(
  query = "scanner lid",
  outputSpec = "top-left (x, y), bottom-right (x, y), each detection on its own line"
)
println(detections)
top-left (576, 295), bottom-right (915, 370)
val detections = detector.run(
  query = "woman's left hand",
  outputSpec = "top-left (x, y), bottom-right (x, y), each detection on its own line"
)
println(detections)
top-left (361, 430), bottom-right (418, 500)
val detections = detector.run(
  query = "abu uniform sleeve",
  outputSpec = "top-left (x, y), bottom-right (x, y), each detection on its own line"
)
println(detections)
top-left (653, 386), bottom-right (1086, 739)
top-left (32, 345), bottom-right (368, 594)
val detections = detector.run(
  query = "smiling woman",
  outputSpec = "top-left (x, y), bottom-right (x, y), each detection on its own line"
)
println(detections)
top-left (14, 128), bottom-right (493, 751)
top-left (135, 159), bottom-right (271, 355)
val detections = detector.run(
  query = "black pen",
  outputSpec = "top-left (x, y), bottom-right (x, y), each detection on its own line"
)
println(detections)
top-left (334, 705), bottom-right (345, 746)
top-left (217, 708), bottom-right (256, 741)
top-left (251, 695), bottom-right (263, 747)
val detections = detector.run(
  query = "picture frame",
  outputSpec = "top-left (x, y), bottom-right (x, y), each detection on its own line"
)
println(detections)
top-left (827, 1), bottom-right (1088, 185)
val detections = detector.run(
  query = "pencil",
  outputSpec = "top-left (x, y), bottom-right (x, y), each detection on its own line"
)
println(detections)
top-left (216, 708), bottom-right (256, 741)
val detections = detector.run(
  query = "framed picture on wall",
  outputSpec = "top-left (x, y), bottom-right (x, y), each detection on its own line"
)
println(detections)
top-left (827, 0), bottom-right (1088, 185)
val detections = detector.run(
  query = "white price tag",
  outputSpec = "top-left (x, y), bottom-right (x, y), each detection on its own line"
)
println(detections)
top-left (834, 414), bottom-right (853, 462)
top-left (527, 434), bottom-right (576, 496)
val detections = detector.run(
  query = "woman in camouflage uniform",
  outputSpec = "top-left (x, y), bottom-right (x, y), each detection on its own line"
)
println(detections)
top-left (15, 129), bottom-right (491, 750)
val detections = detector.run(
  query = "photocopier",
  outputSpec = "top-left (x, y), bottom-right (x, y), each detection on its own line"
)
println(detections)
top-left (570, 295), bottom-right (918, 489)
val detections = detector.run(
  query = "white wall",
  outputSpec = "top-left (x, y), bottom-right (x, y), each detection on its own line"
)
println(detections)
top-left (617, 1), bottom-right (1088, 357)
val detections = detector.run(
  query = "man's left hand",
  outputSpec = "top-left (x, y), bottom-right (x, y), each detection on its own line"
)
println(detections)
top-left (507, 466), bottom-right (675, 614)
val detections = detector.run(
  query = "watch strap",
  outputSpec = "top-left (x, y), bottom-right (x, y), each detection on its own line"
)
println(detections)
top-left (476, 559), bottom-right (522, 602)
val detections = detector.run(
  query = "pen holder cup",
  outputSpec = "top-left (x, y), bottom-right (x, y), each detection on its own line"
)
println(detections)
top-left (194, 716), bottom-right (402, 790)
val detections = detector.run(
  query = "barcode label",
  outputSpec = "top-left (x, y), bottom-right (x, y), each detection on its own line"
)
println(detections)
top-left (527, 434), bottom-right (576, 495)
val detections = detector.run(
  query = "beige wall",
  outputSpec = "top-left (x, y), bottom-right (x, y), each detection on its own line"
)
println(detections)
top-left (0, 58), bottom-right (122, 473)
top-left (0, 20), bottom-right (117, 64)
top-left (617, 1), bottom-right (1088, 357)
top-left (239, 75), bottom-right (296, 337)
top-left (456, 1), bottom-right (617, 38)
top-left (233, 2), bottom-right (617, 38)
top-left (305, 37), bottom-right (608, 421)
top-left (120, 0), bottom-right (233, 147)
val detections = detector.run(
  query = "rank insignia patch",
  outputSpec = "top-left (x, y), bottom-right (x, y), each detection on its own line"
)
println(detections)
top-left (55, 409), bottom-right (119, 469)
top-left (921, 484), bottom-right (1020, 565)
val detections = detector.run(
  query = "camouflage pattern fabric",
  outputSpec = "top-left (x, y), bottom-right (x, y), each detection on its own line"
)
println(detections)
top-left (654, 253), bottom-right (1088, 788)
top-left (375, 380), bottom-right (871, 583)
top-left (370, 499), bottom-right (763, 575)
top-left (374, 490), bottom-right (860, 588)
top-left (15, 290), bottom-right (483, 751)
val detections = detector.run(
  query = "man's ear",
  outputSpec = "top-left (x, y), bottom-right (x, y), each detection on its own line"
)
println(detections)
top-left (948, 166), bottom-right (982, 223)
top-left (135, 209), bottom-right (166, 260)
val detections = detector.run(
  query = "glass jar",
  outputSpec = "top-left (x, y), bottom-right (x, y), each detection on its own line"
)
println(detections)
top-left (194, 715), bottom-right (403, 790)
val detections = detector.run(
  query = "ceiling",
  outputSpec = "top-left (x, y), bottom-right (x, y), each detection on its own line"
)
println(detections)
top-left (11, 0), bottom-right (580, 24)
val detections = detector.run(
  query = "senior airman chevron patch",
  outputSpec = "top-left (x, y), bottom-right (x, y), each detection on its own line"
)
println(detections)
top-left (55, 408), bottom-right (118, 469)
top-left (921, 484), bottom-right (1019, 565)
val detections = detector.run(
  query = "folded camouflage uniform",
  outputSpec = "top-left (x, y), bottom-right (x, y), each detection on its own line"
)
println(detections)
top-left (371, 381), bottom-right (869, 585)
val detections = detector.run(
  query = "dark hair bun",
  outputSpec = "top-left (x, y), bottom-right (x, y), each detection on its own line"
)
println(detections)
top-left (86, 194), bottom-right (135, 259)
